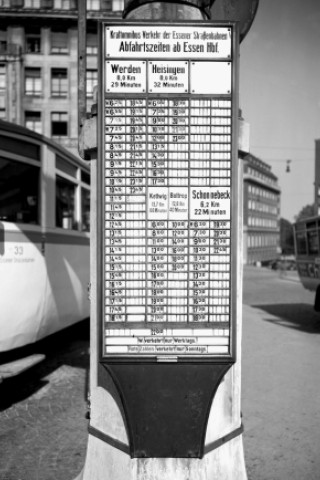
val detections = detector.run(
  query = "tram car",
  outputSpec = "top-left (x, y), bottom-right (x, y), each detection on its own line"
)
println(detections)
top-left (293, 215), bottom-right (320, 312)
top-left (294, 215), bottom-right (320, 293)
top-left (0, 120), bottom-right (90, 354)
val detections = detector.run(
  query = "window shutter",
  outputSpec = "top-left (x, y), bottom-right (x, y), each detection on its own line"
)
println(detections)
top-left (25, 67), bottom-right (41, 78)
top-left (101, 0), bottom-right (111, 10)
top-left (51, 31), bottom-right (68, 49)
top-left (41, 0), bottom-right (53, 8)
top-left (11, 0), bottom-right (24, 7)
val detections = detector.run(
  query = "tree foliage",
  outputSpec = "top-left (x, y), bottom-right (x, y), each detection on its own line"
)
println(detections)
top-left (280, 218), bottom-right (294, 255)
top-left (295, 204), bottom-right (315, 222)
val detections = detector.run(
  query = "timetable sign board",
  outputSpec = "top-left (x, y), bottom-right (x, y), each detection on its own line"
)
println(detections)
top-left (100, 22), bottom-right (239, 361)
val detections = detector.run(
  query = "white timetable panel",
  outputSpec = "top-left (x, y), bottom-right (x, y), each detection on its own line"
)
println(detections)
top-left (102, 23), bottom-right (237, 359)
top-left (105, 25), bottom-right (232, 59)
top-left (106, 60), bottom-right (146, 93)
top-left (190, 62), bottom-right (232, 94)
top-left (148, 61), bottom-right (189, 93)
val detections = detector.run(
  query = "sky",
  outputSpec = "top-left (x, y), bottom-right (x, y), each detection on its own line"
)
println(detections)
top-left (239, 0), bottom-right (320, 222)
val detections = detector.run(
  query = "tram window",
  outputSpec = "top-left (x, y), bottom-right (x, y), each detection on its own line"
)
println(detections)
top-left (81, 170), bottom-right (90, 185)
top-left (296, 232), bottom-right (307, 255)
top-left (81, 187), bottom-right (90, 232)
top-left (307, 229), bottom-right (319, 255)
top-left (0, 134), bottom-right (40, 160)
top-left (0, 157), bottom-right (39, 224)
top-left (56, 175), bottom-right (76, 230)
top-left (56, 155), bottom-right (77, 178)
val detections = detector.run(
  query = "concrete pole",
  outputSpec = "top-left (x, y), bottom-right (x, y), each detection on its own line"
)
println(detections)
top-left (77, 2), bottom-right (247, 479)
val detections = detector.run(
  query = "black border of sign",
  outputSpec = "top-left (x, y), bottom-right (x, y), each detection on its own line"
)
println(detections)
top-left (98, 20), bottom-right (239, 365)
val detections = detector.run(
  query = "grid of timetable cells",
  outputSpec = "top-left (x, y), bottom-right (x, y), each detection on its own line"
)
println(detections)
top-left (104, 97), bottom-right (232, 324)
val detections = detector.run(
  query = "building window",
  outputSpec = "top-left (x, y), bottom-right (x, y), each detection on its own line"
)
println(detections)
top-left (86, 33), bottom-right (98, 55)
top-left (0, 157), bottom-right (39, 224)
top-left (51, 29), bottom-right (68, 54)
top-left (25, 28), bottom-right (41, 53)
top-left (0, 38), bottom-right (7, 56)
top-left (0, 0), bottom-right (10, 7)
top-left (0, 64), bottom-right (5, 91)
top-left (25, 67), bottom-right (41, 96)
top-left (24, 0), bottom-right (41, 8)
top-left (87, 0), bottom-right (100, 10)
top-left (11, 0), bottom-right (24, 6)
top-left (112, 0), bottom-right (123, 10)
top-left (51, 68), bottom-right (68, 97)
top-left (25, 111), bottom-right (42, 134)
top-left (51, 112), bottom-right (68, 137)
top-left (56, 175), bottom-right (76, 229)
top-left (0, 109), bottom-right (6, 119)
top-left (86, 69), bottom-right (97, 97)
top-left (53, 0), bottom-right (76, 8)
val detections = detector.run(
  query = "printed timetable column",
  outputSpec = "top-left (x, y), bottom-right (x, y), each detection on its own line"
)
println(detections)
top-left (210, 100), bottom-right (232, 323)
top-left (105, 99), bottom-right (127, 322)
top-left (125, 99), bottom-right (147, 321)
top-left (189, 99), bottom-right (211, 322)
top-left (147, 98), bottom-right (168, 322)
top-left (168, 99), bottom-right (189, 322)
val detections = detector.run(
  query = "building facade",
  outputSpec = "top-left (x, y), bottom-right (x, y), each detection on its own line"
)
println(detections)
top-left (0, 0), bottom-right (124, 157)
top-left (242, 152), bottom-right (281, 265)
top-left (1, 2), bottom-right (281, 266)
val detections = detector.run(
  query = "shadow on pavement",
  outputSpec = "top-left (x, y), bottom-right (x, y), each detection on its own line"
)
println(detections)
top-left (0, 318), bottom-right (90, 411)
top-left (252, 303), bottom-right (320, 334)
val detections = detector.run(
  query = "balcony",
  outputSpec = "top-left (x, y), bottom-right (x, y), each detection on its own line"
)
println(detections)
top-left (0, 43), bottom-right (22, 61)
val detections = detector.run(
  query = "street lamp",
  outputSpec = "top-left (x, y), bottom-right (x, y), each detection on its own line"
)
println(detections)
top-left (286, 160), bottom-right (292, 173)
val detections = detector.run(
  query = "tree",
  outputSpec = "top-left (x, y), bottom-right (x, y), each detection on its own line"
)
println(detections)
top-left (280, 218), bottom-right (294, 255)
top-left (294, 204), bottom-right (315, 222)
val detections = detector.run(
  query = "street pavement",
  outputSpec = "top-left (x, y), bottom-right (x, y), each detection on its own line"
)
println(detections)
top-left (0, 266), bottom-right (319, 479)
top-left (0, 321), bottom-right (90, 480)
top-left (242, 266), bottom-right (320, 480)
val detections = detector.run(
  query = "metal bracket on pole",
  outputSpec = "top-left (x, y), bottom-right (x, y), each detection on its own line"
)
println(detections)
top-left (123, 0), bottom-right (213, 19)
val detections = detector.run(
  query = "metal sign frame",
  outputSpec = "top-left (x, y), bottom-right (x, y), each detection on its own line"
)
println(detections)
top-left (97, 20), bottom-right (239, 366)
